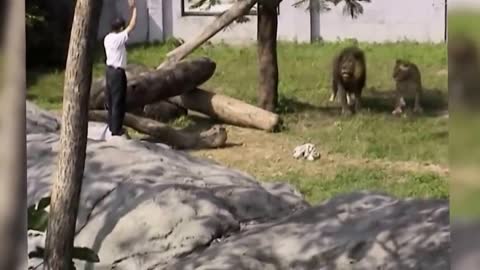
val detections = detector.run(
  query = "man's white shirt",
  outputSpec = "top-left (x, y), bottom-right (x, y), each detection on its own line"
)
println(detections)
top-left (104, 30), bottom-right (129, 69)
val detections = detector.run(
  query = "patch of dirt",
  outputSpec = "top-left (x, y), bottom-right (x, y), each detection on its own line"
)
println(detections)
top-left (50, 109), bottom-right (448, 178)
top-left (190, 125), bottom-right (449, 180)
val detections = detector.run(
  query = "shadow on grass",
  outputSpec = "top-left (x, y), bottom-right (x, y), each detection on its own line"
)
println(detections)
top-left (277, 88), bottom-right (448, 118)
top-left (362, 87), bottom-right (448, 116)
top-left (277, 99), bottom-right (341, 116)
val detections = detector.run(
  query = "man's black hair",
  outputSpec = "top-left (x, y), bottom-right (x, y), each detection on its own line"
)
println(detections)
top-left (111, 17), bottom-right (126, 32)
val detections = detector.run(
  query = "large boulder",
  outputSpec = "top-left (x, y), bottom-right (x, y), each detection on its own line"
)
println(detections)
top-left (27, 131), bottom-right (307, 270)
top-left (27, 104), bottom-right (450, 270)
top-left (26, 101), bottom-right (60, 134)
top-left (162, 191), bottom-right (449, 270)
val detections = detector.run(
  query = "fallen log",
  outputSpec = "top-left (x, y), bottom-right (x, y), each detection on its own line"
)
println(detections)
top-left (90, 63), bottom-right (155, 107)
top-left (88, 110), bottom-right (227, 149)
top-left (157, 0), bottom-right (258, 69)
top-left (138, 100), bottom-right (188, 122)
top-left (91, 63), bottom-right (152, 83)
top-left (89, 57), bottom-right (216, 110)
top-left (169, 88), bottom-right (281, 132)
top-left (91, 60), bottom-right (281, 131)
top-left (91, 64), bottom-right (188, 122)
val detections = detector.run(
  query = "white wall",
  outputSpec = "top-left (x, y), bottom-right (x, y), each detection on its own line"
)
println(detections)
top-left (98, 0), bottom-right (153, 44)
top-left (313, 0), bottom-right (445, 43)
top-left (162, 0), bottom-right (311, 44)
top-left (98, 0), bottom-right (446, 44)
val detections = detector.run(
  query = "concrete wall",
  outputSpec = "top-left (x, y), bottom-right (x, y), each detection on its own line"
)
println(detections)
top-left (98, 0), bottom-right (155, 44)
top-left (162, 0), bottom-right (311, 44)
top-left (313, 0), bottom-right (445, 43)
top-left (98, 0), bottom-right (446, 44)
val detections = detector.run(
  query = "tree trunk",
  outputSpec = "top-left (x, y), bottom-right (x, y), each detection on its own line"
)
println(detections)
top-left (257, 1), bottom-right (279, 112)
top-left (169, 88), bottom-right (281, 132)
top-left (89, 57), bottom-right (216, 110)
top-left (157, 0), bottom-right (258, 69)
top-left (88, 111), bottom-right (228, 149)
top-left (0, 0), bottom-right (27, 269)
top-left (43, 0), bottom-right (102, 269)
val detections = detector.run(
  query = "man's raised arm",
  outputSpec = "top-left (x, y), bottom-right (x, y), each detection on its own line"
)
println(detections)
top-left (124, 0), bottom-right (137, 34)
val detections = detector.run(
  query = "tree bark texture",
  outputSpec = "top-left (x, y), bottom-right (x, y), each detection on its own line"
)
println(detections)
top-left (43, 0), bottom-right (102, 269)
top-left (169, 88), bottom-right (281, 132)
top-left (157, 0), bottom-right (258, 69)
top-left (88, 111), bottom-right (228, 149)
top-left (89, 57), bottom-right (216, 110)
top-left (257, 1), bottom-right (280, 112)
top-left (0, 0), bottom-right (27, 269)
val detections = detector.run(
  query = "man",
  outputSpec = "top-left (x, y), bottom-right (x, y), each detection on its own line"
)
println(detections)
top-left (103, 0), bottom-right (137, 139)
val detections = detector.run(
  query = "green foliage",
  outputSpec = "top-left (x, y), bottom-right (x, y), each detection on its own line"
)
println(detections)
top-left (28, 197), bottom-right (50, 231)
top-left (26, 1), bottom-right (46, 27)
top-left (26, 0), bottom-right (74, 67)
top-left (28, 196), bottom-right (100, 268)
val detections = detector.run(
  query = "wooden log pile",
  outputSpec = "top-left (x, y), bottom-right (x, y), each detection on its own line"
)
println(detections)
top-left (88, 57), bottom-right (281, 149)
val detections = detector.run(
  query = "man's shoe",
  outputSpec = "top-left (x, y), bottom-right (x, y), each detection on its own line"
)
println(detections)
top-left (108, 128), bottom-right (130, 141)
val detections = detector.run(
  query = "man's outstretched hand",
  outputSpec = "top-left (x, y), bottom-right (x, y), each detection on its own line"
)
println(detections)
top-left (125, 0), bottom-right (138, 33)
top-left (128, 0), bottom-right (136, 9)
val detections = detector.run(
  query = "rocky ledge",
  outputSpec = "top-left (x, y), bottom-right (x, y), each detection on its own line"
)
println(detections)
top-left (27, 101), bottom-right (449, 270)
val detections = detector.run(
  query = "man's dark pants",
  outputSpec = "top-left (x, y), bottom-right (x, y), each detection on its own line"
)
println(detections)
top-left (105, 66), bottom-right (127, 135)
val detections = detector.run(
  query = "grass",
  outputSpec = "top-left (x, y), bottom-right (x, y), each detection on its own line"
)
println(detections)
top-left (27, 39), bottom-right (448, 205)
top-left (283, 167), bottom-right (447, 203)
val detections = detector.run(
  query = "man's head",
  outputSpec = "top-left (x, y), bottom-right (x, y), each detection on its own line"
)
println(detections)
top-left (111, 17), bottom-right (126, 33)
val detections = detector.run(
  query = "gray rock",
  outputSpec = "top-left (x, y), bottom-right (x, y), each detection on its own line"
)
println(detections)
top-left (27, 230), bottom-right (45, 269)
top-left (27, 131), bottom-right (307, 270)
top-left (27, 105), bottom-right (450, 270)
top-left (26, 101), bottom-right (60, 134)
top-left (162, 192), bottom-right (450, 270)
